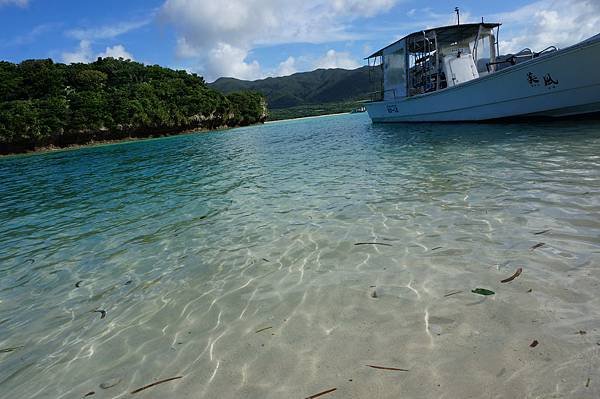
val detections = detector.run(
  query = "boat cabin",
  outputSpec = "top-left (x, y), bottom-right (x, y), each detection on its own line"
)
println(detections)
top-left (367, 23), bottom-right (501, 100)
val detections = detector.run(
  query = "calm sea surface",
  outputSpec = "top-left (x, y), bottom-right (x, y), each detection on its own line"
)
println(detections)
top-left (1, 113), bottom-right (600, 398)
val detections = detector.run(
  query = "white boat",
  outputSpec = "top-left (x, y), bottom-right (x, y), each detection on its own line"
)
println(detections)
top-left (365, 22), bottom-right (600, 122)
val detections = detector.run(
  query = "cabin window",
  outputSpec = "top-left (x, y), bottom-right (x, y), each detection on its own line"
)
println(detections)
top-left (383, 45), bottom-right (406, 100)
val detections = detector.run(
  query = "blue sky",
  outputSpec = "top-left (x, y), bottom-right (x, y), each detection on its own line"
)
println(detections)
top-left (1, 0), bottom-right (599, 82)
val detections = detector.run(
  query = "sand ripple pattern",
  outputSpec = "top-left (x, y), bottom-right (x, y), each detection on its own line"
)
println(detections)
top-left (1, 114), bottom-right (600, 398)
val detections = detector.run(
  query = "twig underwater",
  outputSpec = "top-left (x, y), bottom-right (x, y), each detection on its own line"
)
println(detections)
top-left (533, 229), bottom-right (551, 235)
top-left (529, 243), bottom-right (546, 251)
top-left (305, 387), bottom-right (337, 399)
top-left (443, 290), bottom-right (463, 297)
top-left (354, 242), bottom-right (393, 247)
top-left (501, 267), bottom-right (523, 283)
top-left (255, 326), bottom-right (273, 333)
top-left (0, 345), bottom-right (24, 353)
top-left (366, 364), bottom-right (409, 371)
top-left (131, 376), bottom-right (183, 394)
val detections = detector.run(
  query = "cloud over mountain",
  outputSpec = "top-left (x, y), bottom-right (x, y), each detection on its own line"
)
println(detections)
top-left (160, 0), bottom-right (401, 80)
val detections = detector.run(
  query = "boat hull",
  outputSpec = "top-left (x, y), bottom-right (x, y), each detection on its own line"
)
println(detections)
top-left (366, 35), bottom-right (600, 122)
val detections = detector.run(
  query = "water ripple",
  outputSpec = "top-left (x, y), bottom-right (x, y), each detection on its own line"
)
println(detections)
top-left (1, 114), bottom-right (600, 398)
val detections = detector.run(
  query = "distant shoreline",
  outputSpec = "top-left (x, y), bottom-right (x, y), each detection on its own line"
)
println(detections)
top-left (266, 111), bottom-right (351, 124)
top-left (1, 112), bottom-right (362, 157)
top-left (0, 126), bottom-right (230, 158)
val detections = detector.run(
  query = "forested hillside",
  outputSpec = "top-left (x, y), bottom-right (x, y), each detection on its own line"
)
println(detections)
top-left (0, 58), bottom-right (267, 154)
top-left (210, 66), bottom-right (381, 109)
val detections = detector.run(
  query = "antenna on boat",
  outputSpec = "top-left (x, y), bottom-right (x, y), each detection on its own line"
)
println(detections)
top-left (455, 7), bottom-right (460, 25)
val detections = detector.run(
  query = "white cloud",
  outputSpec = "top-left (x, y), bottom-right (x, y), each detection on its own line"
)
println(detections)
top-left (206, 43), bottom-right (262, 80)
top-left (0, 0), bottom-right (28, 7)
top-left (160, 0), bottom-right (401, 49)
top-left (495, 0), bottom-right (600, 54)
top-left (62, 41), bottom-right (134, 64)
top-left (62, 40), bottom-right (93, 64)
top-left (60, 16), bottom-right (145, 65)
top-left (314, 49), bottom-right (360, 70)
top-left (175, 37), bottom-right (202, 58)
top-left (67, 18), bottom-right (151, 41)
top-left (330, 0), bottom-right (398, 18)
top-left (97, 44), bottom-right (134, 60)
top-left (160, 0), bottom-right (402, 80)
top-left (275, 56), bottom-right (298, 76)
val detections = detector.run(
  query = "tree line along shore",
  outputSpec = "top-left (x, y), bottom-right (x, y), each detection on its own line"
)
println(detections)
top-left (0, 58), bottom-right (268, 155)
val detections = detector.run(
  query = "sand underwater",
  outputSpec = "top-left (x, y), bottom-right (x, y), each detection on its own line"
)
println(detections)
top-left (1, 113), bottom-right (599, 398)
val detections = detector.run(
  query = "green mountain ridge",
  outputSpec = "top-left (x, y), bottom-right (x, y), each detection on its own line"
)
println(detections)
top-left (209, 66), bottom-right (382, 109)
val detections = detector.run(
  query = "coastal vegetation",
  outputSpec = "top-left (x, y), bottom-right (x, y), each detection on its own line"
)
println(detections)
top-left (268, 101), bottom-right (366, 121)
top-left (0, 58), bottom-right (267, 154)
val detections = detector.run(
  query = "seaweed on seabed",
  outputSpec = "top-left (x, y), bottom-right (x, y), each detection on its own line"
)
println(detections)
top-left (471, 288), bottom-right (495, 296)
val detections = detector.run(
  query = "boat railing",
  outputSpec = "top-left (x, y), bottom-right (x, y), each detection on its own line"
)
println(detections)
top-left (486, 46), bottom-right (559, 72)
top-left (535, 46), bottom-right (558, 57)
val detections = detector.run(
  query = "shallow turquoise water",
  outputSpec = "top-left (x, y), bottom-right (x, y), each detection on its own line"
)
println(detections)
top-left (1, 114), bottom-right (600, 398)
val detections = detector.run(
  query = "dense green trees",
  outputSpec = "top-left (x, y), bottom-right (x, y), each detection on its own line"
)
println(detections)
top-left (0, 58), bottom-right (267, 154)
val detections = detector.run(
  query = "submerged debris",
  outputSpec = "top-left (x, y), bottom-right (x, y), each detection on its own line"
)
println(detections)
top-left (586, 378), bottom-right (591, 388)
top-left (100, 378), bottom-right (121, 389)
top-left (371, 290), bottom-right (378, 298)
top-left (92, 310), bottom-right (107, 319)
top-left (305, 387), bottom-right (337, 399)
top-left (444, 290), bottom-right (463, 297)
top-left (366, 365), bottom-right (409, 371)
top-left (578, 330), bottom-right (587, 335)
top-left (354, 242), bottom-right (393, 247)
top-left (471, 288), bottom-right (495, 296)
top-left (529, 243), bottom-right (546, 251)
top-left (530, 340), bottom-right (539, 348)
top-left (255, 326), bottom-right (273, 334)
top-left (501, 267), bottom-right (523, 283)
top-left (0, 345), bottom-right (24, 353)
top-left (131, 376), bottom-right (183, 394)
top-left (534, 229), bottom-right (551, 235)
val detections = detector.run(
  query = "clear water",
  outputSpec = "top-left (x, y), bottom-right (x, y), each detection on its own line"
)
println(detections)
top-left (1, 114), bottom-right (600, 398)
